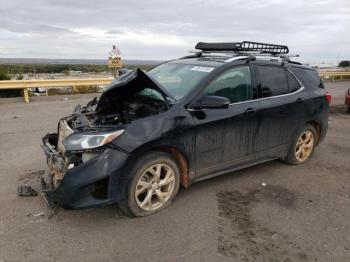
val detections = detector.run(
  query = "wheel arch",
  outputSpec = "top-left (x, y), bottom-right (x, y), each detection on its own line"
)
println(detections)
top-left (306, 120), bottom-right (321, 145)
top-left (154, 146), bottom-right (190, 188)
top-left (125, 145), bottom-right (190, 188)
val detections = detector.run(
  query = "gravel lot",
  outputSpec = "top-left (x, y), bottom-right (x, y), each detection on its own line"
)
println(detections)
top-left (0, 81), bottom-right (349, 262)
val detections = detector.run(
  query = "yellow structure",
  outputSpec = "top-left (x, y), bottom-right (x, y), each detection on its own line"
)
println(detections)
top-left (318, 71), bottom-right (350, 81)
top-left (0, 78), bottom-right (113, 103)
top-left (1, 71), bottom-right (350, 103)
top-left (108, 57), bottom-right (123, 68)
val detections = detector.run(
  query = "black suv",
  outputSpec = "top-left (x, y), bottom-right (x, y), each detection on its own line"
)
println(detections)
top-left (41, 41), bottom-right (329, 216)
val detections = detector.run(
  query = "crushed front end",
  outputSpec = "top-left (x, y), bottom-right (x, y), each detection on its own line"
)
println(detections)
top-left (40, 69), bottom-right (172, 209)
top-left (41, 118), bottom-right (129, 209)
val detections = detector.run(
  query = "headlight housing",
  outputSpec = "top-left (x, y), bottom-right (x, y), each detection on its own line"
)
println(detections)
top-left (63, 129), bottom-right (124, 151)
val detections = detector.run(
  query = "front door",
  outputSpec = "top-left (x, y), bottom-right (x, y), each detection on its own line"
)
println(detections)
top-left (190, 65), bottom-right (259, 177)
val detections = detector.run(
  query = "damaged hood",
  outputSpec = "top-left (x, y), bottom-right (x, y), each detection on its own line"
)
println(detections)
top-left (97, 68), bottom-right (174, 111)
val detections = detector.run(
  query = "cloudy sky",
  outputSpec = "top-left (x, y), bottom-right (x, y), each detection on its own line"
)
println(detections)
top-left (0, 0), bottom-right (349, 63)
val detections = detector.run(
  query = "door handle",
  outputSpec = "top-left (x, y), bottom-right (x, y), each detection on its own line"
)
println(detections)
top-left (245, 108), bottom-right (257, 115)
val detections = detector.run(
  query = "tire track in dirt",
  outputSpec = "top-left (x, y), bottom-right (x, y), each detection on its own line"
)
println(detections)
top-left (217, 185), bottom-right (310, 261)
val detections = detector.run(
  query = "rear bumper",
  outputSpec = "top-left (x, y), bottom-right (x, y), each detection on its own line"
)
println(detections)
top-left (41, 133), bottom-right (129, 209)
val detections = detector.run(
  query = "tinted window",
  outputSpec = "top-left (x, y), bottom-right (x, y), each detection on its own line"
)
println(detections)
top-left (289, 67), bottom-right (324, 89)
top-left (257, 66), bottom-right (288, 97)
top-left (287, 71), bottom-right (301, 92)
top-left (203, 66), bottom-right (252, 103)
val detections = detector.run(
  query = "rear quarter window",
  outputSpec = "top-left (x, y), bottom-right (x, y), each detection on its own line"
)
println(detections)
top-left (289, 67), bottom-right (324, 89)
top-left (287, 71), bottom-right (301, 92)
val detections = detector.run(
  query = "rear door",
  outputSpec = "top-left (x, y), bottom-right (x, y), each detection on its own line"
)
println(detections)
top-left (190, 65), bottom-right (259, 177)
top-left (253, 63), bottom-right (305, 157)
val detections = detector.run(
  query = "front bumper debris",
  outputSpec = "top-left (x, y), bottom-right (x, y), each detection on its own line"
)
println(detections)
top-left (40, 133), bottom-right (66, 207)
top-left (17, 185), bottom-right (38, 197)
top-left (41, 134), bottom-right (66, 187)
top-left (40, 133), bottom-right (129, 209)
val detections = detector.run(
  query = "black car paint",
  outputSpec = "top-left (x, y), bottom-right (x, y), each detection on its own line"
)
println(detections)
top-left (41, 58), bottom-right (329, 209)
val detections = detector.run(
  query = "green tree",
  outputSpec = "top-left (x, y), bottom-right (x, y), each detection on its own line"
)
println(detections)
top-left (0, 68), bottom-right (10, 80)
top-left (0, 68), bottom-right (19, 98)
top-left (338, 60), bottom-right (350, 67)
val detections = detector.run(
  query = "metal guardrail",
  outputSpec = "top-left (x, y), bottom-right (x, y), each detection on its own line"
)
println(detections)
top-left (0, 78), bottom-right (113, 103)
top-left (0, 71), bottom-right (349, 103)
top-left (318, 71), bottom-right (350, 81)
top-left (318, 71), bottom-right (350, 76)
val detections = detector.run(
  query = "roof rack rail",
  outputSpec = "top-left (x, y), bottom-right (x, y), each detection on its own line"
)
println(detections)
top-left (195, 41), bottom-right (289, 55)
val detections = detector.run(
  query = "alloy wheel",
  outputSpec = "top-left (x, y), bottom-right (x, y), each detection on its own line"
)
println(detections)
top-left (295, 131), bottom-right (314, 162)
top-left (135, 163), bottom-right (175, 211)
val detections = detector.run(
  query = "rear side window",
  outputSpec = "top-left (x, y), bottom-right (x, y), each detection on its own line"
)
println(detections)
top-left (203, 66), bottom-right (252, 103)
top-left (289, 67), bottom-right (324, 89)
top-left (257, 66), bottom-right (288, 97)
top-left (287, 71), bottom-right (301, 92)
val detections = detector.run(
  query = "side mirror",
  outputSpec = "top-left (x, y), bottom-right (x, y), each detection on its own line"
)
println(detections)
top-left (191, 95), bottom-right (230, 110)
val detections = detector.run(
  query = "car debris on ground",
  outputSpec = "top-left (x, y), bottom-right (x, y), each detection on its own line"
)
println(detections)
top-left (17, 185), bottom-right (38, 197)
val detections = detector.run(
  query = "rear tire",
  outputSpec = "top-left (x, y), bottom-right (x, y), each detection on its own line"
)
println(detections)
top-left (119, 151), bottom-right (180, 217)
top-left (284, 124), bottom-right (317, 165)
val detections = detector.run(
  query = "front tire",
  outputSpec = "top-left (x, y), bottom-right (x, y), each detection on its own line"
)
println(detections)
top-left (119, 151), bottom-right (180, 217)
top-left (284, 124), bottom-right (316, 165)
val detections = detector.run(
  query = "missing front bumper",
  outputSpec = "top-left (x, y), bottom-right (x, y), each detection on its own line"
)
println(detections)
top-left (40, 133), bottom-right (129, 209)
top-left (41, 133), bottom-right (66, 186)
top-left (40, 133), bottom-right (67, 207)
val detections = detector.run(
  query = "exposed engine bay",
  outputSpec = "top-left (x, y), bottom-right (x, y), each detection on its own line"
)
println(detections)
top-left (65, 69), bottom-right (173, 131)
top-left (69, 89), bottom-right (168, 130)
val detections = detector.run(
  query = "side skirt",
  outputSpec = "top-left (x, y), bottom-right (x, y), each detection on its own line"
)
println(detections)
top-left (194, 156), bottom-right (278, 183)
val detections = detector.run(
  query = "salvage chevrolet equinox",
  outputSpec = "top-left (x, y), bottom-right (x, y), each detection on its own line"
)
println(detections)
top-left (41, 41), bottom-right (330, 216)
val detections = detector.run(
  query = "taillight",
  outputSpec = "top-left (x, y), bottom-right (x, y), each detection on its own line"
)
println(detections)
top-left (325, 92), bottom-right (331, 104)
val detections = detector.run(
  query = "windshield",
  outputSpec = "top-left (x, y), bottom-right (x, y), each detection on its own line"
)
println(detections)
top-left (147, 62), bottom-right (214, 100)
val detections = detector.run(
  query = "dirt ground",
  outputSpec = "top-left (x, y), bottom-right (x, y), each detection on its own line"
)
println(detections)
top-left (0, 81), bottom-right (349, 262)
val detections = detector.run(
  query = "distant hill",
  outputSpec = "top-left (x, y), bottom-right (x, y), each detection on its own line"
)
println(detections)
top-left (0, 58), bottom-right (162, 65)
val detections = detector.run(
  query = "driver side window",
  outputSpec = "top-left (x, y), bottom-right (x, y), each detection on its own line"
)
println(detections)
top-left (203, 66), bottom-right (252, 103)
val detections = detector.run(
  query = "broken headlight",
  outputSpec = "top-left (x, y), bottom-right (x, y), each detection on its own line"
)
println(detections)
top-left (63, 129), bottom-right (124, 151)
